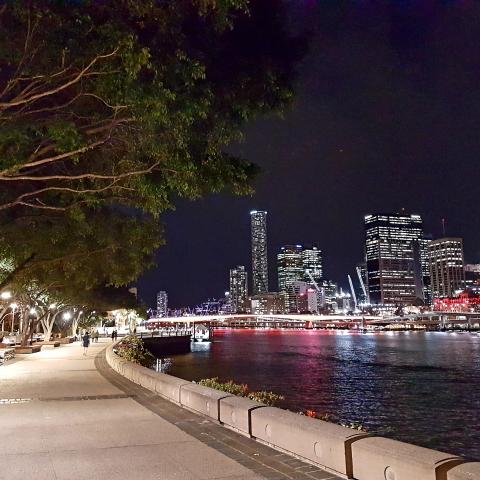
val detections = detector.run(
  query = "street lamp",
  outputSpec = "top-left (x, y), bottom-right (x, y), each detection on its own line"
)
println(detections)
top-left (63, 312), bottom-right (72, 320)
top-left (1, 291), bottom-right (12, 300)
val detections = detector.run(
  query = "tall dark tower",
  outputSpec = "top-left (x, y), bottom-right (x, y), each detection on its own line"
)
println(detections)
top-left (250, 210), bottom-right (269, 294)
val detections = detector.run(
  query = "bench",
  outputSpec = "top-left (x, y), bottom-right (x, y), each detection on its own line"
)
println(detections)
top-left (0, 346), bottom-right (15, 364)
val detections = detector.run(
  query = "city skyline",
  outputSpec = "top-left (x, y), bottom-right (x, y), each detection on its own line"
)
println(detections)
top-left (139, 207), bottom-right (477, 309)
top-left (137, 2), bottom-right (480, 308)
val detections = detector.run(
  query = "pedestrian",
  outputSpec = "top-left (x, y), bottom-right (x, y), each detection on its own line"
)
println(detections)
top-left (93, 330), bottom-right (99, 343)
top-left (111, 329), bottom-right (115, 341)
top-left (82, 331), bottom-right (90, 356)
top-left (113, 329), bottom-right (118, 341)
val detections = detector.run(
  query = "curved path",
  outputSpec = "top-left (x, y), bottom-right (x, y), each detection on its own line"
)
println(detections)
top-left (0, 339), bottom-right (340, 480)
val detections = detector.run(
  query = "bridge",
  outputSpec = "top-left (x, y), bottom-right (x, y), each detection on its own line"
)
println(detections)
top-left (145, 312), bottom-right (480, 330)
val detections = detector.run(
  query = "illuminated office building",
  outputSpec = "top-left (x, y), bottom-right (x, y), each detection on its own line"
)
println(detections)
top-left (277, 245), bottom-right (304, 311)
top-left (277, 245), bottom-right (304, 292)
top-left (465, 264), bottom-right (480, 288)
top-left (419, 235), bottom-right (433, 305)
top-left (429, 238), bottom-right (465, 299)
top-left (250, 210), bottom-right (269, 295)
top-left (365, 213), bottom-right (426, 305)
top-left (229, 265), bottom-right (248, 313)
top-left (250, 292), bottom-right (285, 315)
top-left (302, 245), bottom-right (323, 284)
top-left (156, 291), bottom-right (168, 316)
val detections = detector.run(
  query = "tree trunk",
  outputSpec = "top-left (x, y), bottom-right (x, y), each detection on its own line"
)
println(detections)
top-left (20, 309), bottom-right (30, 347)
top-left (71, 310), bottom-right (82, 337)
top-left (0, 305), bottom-right (8, 332)
top-left (40, 312), bottom-right (56, 342)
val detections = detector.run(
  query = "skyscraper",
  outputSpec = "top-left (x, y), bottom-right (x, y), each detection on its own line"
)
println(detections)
top-left (365, 213), bottom-right (426, 305)
top-left (465, 264), bottom-right (480, 289)
top-left (429, 237), bottom-right (465, 299)
top-left (229, 265), bottom-right (248, 313)
top-left (419, 235), bottom-right (433, 305)
top-left (302, 245), bottom-right (323, 283)
top-left (277, 245), bottom-right (304, 292)
top-left (156, 291), bottom-right (168, 316)
top-left (250, 210), bottom-right (268, 294)
top-left (277, 244), bottom-right (324, 312)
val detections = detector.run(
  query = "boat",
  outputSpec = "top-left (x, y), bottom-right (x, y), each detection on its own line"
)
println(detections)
top-left (193, 324), bottom-right (210, 342)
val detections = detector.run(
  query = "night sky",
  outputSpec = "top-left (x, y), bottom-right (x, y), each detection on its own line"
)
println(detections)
top-left (137, 1), bottom-right (480, 308)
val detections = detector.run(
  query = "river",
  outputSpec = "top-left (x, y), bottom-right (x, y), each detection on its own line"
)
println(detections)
top-left (162, 329), bottom-right (480, 460)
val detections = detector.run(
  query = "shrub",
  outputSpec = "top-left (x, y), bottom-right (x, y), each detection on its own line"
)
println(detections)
top-left (198, 377), bottom-right (283, 406)
top-left (300, 410), bottom-right (367, 432)
top-left (115, 335), bottom-right (155, 368)
top-left (247, 390), bottom-right (284, 406)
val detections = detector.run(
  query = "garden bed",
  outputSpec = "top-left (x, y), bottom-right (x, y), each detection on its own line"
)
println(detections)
top-left (15, 345), bottom-right (42, 354)
top-left (57, 337), bottom-right (74, 344)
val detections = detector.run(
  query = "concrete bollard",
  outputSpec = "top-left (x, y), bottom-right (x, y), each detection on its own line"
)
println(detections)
top-left (219, 396), bottom-right (266, 436)
top-left (154, 373), bottom-right (190, 403)
top-left (180, 383), bottom-right (233, 421)
top-left (250, 407), bottom-right (368, 477)
top-left (447, 463), bottom-right (480, 480)
top-left (351, 437), bottom-right (463, 480)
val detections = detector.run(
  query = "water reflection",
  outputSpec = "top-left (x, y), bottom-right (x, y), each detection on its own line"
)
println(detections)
top-left (164, 330), bottom-right (480, 459)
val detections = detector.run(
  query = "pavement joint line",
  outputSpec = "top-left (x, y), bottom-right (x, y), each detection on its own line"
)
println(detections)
top-left (0, 398), bottom-right (32, 404)
top-left (0, 394), bottom-right (136, 403)
top-left (38, 393), bottom-right (136, 401)
top-left (94, 349), bottom-right (343, 480)
top-left (1, 440), bottom-right (200, 457)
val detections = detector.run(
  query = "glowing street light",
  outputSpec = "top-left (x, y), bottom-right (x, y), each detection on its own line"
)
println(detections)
top-left (29, 308), bottom-right (37, 315)
top-left (63, 312), bottom-right (72, 320)
top-left (0, 291), bottom-right (12, 300)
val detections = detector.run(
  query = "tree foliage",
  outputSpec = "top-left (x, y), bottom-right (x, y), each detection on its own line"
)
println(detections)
top-left (0, 0), bottom-right (303, 301)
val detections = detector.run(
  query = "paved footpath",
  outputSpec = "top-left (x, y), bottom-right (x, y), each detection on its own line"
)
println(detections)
top-left (0, 340), bottom-right (341, 480)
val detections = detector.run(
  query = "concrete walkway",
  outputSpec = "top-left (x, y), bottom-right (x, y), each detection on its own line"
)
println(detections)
top-left (0, 340), bottom-right (340, 480)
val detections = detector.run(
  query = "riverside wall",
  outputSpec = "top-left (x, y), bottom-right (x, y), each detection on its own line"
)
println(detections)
top-left (105, 343), bottom-right (479, 480)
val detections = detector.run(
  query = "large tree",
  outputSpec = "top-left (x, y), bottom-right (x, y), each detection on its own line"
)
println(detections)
top-left (0, 0), bottom-right (303, 297)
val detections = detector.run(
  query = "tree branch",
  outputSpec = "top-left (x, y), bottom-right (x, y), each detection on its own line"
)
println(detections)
top-left (0, 48), bottom-right (119, 111)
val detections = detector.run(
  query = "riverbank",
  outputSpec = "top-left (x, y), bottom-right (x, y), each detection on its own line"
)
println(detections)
top-left (162, 329), bottom-right (480, 460)
top-left (107, 339), bottom-right (480, 480)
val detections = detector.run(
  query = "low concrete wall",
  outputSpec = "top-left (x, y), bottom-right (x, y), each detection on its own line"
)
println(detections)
top-left (448, 463), bottom-right (480, 480)
top-left (219, 395), bottom-right (265, 436)
top-left (351, 437), bottom-right (462, 480)
top-left (105, 343), bottom-right (478, 480)
top-left (250, 406), bottom-right (367, 478)
top-left (154, 373), bottom-right (190, 404)
top-left (180, 383), bottom-right (232, 421)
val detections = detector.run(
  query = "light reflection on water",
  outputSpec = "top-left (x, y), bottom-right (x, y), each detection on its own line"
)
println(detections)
top-left (163, 329), bottom-right (480, 459)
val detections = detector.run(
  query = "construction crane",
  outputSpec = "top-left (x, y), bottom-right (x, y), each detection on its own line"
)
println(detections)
top-left (348, 274), bottom-right (358, 310)
top-left (305, 269), bottom-right (321, 292)
top-left (356, 266), bottom-right (368, 302)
